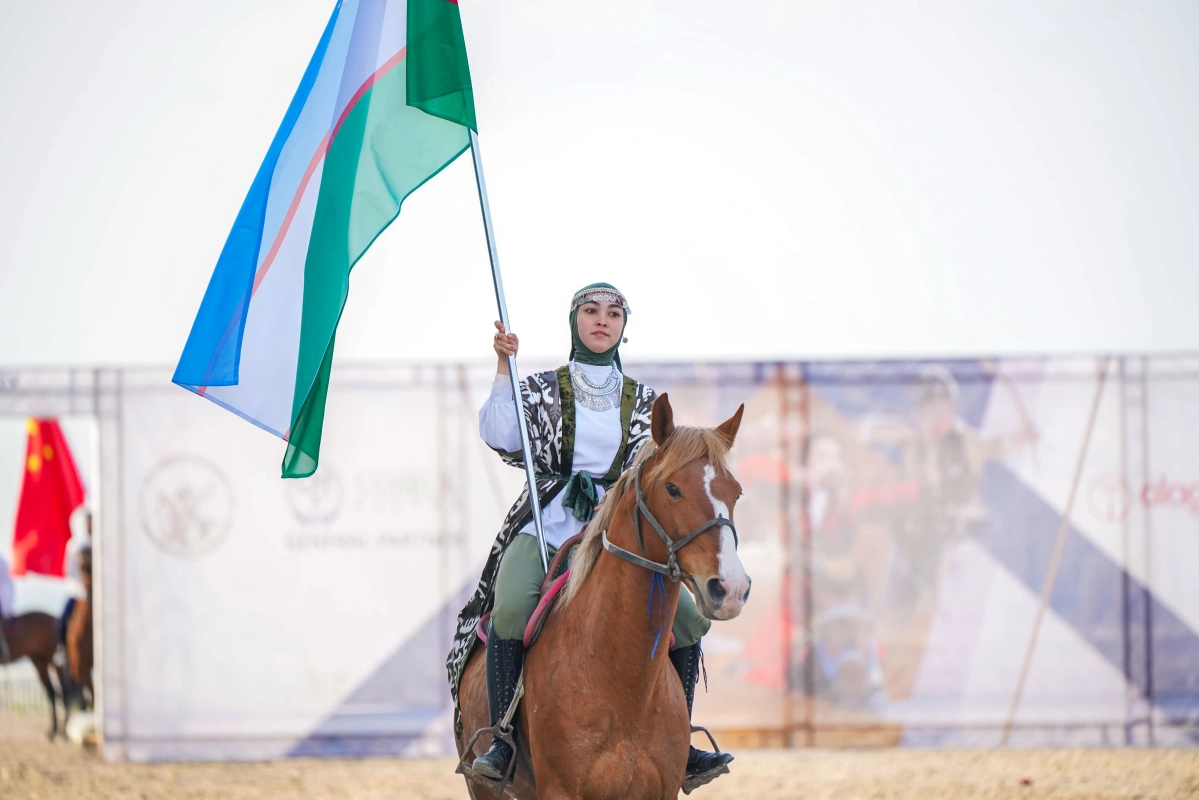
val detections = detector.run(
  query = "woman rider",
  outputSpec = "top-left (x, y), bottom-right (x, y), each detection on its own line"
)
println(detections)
top-left (446, 282), bottom-right (734, 781)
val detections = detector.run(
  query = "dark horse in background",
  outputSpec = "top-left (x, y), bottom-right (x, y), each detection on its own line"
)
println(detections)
top-left (1, 611), bottom-right (67, 738)
top-left (64, 545), bottom-right (94, 710)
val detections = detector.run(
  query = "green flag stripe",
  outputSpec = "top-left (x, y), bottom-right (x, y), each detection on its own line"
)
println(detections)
top-left (282, 58), bottom-right (469, 478)
top-left (407, 0), bottom-right (477, 130)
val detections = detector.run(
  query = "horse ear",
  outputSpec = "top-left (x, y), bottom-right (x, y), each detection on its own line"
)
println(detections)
top-left (651, 393), bottom-right (675, 445)
top-left (716, 404), bottom-right (745, 446)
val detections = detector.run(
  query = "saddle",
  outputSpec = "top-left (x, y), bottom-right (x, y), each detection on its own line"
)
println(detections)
top-left (474, 533), bottom-right (583, 650)
top-left (475, 535), bottom-right (679, 652)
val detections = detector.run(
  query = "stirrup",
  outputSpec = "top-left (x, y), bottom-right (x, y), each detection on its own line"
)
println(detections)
top-left (456, 722), bottom-right (519, 796)
top-left (681, 725), bottom-right (731, 795)
top-left (456, 674), bottom-right (526, 796)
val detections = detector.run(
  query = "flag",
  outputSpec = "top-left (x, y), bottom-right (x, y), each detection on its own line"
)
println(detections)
top-left (12, 419), bottom-right (85, 577)
top-left (173, 0), bottom-right (477, 478)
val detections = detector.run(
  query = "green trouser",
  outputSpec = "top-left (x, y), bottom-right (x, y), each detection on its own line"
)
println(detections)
top-left (491, 533), bottom-right (712, 647)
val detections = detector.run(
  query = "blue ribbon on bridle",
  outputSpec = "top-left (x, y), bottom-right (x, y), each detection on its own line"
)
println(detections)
top-left (647, 572), bottom-right (668, 659)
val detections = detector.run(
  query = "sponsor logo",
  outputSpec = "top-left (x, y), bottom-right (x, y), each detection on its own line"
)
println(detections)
top-left (140, 456), bottom-right (234, 557)
top-left (1140, 476), bottom-right (1199, 516)
top-left (286, 467), bottom-right (344, 525)
top-left (0, 372), bottom-right (17, 393)
top-left (1087, 474), bottom-right (1133, 523)
top-left (1088, 473), bottom-right (1199, 521)
top-left (280, 469), bottom-right (448, 551)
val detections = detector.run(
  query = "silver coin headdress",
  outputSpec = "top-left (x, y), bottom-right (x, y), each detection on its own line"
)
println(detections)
top-left (570, 287), bottom-right (631, 316)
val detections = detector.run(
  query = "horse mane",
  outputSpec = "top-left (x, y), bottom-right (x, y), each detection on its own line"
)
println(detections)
top-left (561, 425), bottom-right (732, 607)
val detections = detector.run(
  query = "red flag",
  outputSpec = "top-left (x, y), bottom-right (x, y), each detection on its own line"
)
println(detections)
top-left (12, 419), bottom-right (85, 577)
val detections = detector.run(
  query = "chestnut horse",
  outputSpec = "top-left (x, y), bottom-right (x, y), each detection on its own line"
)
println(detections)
top-left (1, 611), bottom-right (64, 738)
top-left (66, 547), bottom-right (94, 708)
top-left (456, 394), bottom-right (752, 800)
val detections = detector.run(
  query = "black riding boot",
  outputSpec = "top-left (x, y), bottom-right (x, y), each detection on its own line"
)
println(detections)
top-left (471, 634), bottom-right (525, 780)
top-left (670, 643), bottom-right (734, 777)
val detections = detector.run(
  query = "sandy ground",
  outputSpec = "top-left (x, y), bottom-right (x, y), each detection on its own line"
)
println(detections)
top-left (3, 715), bottom-right (1197, 799)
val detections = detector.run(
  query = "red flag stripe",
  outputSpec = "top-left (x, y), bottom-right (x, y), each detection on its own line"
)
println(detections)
top-left (198, 47), bottom-right (408, 397)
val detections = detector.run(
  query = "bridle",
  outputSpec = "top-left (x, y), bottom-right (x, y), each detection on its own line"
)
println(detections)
top-left (601, 457), bottom-right (738, 583)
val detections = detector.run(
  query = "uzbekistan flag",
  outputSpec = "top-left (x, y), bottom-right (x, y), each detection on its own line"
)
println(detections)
top-left (173, 0), bottom-right (476, 478)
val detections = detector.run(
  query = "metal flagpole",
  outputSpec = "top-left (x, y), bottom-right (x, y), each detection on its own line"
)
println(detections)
top-left (468, 129), bottom-right (550, 573)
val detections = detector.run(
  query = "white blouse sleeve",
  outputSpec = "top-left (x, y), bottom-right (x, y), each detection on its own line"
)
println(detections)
top-left (479, 373), bottom-right (522, 452)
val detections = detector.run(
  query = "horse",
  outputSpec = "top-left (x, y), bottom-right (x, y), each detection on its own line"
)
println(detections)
top-left (1, 611), bottom-right (65, 738)
top-left (456, 393), bottom-right (753, 800)
top-left (65, 597), bottom-right (93, 709)
top-left (65, 546), bottom-right (94, 709)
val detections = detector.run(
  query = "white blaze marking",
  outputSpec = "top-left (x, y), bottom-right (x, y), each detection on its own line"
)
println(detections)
top-left (703, 465), bottom-right (748, 586)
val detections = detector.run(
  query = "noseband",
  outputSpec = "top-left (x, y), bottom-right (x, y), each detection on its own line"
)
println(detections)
top-left (601, 458), bottom-right (738, 583)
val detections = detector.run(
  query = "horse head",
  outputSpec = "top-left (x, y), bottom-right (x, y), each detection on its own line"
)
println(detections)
top-left (639, 393), bottom-right (752, 621)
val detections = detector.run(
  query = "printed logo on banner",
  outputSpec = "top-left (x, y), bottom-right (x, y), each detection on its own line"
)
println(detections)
top-left (0, 372), bottom-right (18, 393)
top-left (281, 468), bottom-right (444, 552)
top-left (286, 467), bottom-right (344, 525)
top-left (1088, 473), bottom-right (1133, 523)
top-left (140, 456), bottom-right (234, 557)
top-left (1088, 472), bottom-right (1199, 521)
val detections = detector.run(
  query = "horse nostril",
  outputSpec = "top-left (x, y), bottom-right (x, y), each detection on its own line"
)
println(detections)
top-left (706, 577), bottom-right (727, 604)
top-left (743, 578), bottom-right (752, 603)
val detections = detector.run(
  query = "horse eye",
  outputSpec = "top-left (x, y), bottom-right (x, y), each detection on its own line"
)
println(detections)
top-left (666, 484), bottom-right (682, 498)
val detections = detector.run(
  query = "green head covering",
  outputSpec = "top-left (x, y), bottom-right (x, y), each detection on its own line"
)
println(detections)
top-left (568, 282), bottom-right (630, 368)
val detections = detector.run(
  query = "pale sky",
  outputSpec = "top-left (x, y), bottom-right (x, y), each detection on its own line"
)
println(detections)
top-left (1, 0), bottom-right (1197, 368)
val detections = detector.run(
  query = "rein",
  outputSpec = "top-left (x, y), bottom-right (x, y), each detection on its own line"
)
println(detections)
top-left (601, 458), bottom-right (738, 583)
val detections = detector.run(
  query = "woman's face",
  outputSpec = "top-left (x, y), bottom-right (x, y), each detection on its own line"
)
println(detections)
top-left (577, 301), bottom-right (625, 354)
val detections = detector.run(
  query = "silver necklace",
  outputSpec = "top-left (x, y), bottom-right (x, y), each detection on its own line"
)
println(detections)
top-left (571, 363), bottom-right (621, 412)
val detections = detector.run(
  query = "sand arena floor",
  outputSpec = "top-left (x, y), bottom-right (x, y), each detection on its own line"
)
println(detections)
top-left (2, 715), bottom-right (1197, 799)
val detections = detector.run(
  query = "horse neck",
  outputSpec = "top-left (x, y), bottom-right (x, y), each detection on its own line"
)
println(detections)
top-left (567, 490), bottom-right (681, 689)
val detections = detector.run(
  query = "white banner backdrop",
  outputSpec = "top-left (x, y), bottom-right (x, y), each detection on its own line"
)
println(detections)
top-left (95, 365), bottom-right (523, 761)
top-left (3, 358), bottom-right (1196, 760)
